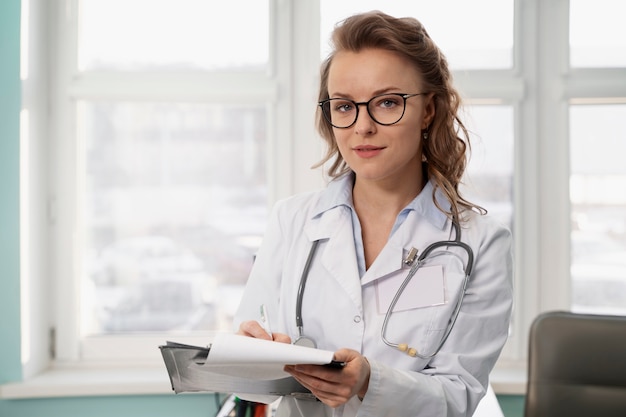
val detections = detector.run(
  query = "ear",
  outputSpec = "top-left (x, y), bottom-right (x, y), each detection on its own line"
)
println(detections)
top-left (421, 93), bottom-right (436, 130)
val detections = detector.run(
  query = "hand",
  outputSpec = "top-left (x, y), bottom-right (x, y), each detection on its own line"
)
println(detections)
top-left (284, 348), bottom-right (370, 408)
top-left (237, 320), bottom-right (292, 343)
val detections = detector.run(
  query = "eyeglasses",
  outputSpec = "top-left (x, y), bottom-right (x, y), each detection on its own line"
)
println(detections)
top-left (318, 93), bottom-right (425, 129)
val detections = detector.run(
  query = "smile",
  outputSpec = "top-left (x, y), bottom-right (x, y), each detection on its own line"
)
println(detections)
top-left (353, 145), bottom-right (385, 158)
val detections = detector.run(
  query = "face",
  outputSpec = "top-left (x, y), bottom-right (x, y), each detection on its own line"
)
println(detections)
top-left (327, 48), bottom-right (434, 186)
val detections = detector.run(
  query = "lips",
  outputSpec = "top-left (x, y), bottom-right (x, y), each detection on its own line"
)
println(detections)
top-left (353, 145), bottom-right (385, 158)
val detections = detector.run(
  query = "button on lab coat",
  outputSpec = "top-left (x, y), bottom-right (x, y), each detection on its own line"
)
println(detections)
top-left (235, 178), bottom-right (513, 417)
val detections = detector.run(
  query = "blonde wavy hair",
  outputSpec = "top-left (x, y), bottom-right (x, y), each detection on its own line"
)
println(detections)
top-left (314, 11), bottom-right (484, 220)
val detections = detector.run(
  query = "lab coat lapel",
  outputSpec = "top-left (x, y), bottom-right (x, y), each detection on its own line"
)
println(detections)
top-left (304, 206), bottom-right (363, 309)
top-left (360, 211), bottom-right (415, 286)
top-left (361, 182), bottom-right (451, 286)
top-left (360, 209), bottom-right (449, 286)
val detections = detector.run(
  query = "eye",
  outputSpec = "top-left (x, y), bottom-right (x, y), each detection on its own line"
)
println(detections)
top-left (333, 100), bottom-right (354, 113)
top-left (374, 95), bottom-right (401, 109)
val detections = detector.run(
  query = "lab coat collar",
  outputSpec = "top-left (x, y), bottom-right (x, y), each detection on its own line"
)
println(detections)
top-left (303, 173), bottom-right (353, 242)
top-left (312, 172), bottom-right (354, 219)
top-left (303, 172), bottom-right (452, 288)
top-left (407, 180), bottom-right (450, 231)
top-left (309, 172), bottom-right (450, 234)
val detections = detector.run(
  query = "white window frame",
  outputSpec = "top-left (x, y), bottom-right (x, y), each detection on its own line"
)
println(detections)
top-left (12, 0), bottom-right (626, 398)
top-left (45, 0), bottom-right (325, 365)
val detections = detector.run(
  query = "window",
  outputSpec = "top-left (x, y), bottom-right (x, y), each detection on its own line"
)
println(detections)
top-left (568, 0), bottom-right (626, 316)
top-left (570, 105), bottom-right (626, 314)
top-left (462, 105), bottom-right (515, 228)
top-left (320, 0), bottom-right (514, 70)
top-left (570, 0), bottom-right (626, 68)
top-left (43, 0), bottom-right (326, 365)
top-left (21, 0), bottom-right (626, 390)
top-left (78, 0), bottom-right (269, 72)
top-left (79, 101), bottom-right (267, 336)
top-left (48, 0), bottom-right (286, 363)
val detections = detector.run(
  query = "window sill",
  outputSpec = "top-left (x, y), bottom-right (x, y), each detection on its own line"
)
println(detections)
top-left (0, 365), bottom-right (174, 399)
top-left (490, 365), bottom-right (527, 395)
top-left (0, 363), bottom-right (528, 400)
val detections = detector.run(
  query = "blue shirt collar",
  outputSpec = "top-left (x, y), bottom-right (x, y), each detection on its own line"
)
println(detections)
top-left (312, 172), bottom-right (450, 230)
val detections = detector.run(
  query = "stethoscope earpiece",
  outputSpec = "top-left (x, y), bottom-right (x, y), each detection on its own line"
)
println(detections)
top-left (398, 343), bottom-right (418, 357)
top-left (380, 219), bottom-right (473, 359)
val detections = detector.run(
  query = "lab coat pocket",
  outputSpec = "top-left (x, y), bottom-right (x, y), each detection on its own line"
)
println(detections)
top-left (375, 265), bottom-right (445, 315)
top-left (373, 265), bottom-right (448, 360)
top-left (374, 260), bottom-right (467, 357)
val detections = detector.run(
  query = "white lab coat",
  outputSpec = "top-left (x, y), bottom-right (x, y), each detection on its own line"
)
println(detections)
top-left (235, 176), bottom-right (513, 417)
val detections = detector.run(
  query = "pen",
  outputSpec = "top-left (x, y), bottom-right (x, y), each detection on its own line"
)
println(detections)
top-left (260, 304), bottom-right (273, 340)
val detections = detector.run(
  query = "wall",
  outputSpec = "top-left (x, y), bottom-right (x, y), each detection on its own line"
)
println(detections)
top-left (0, 395), bottom-right (222, 417)
top-left (499, 395), bottom-right (525, 417)
top-left (0, 1), bottom-right (524, 416)
top-left (0, 0), bottom-right (23, 387)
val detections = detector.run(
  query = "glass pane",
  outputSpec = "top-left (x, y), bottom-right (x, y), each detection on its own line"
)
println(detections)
top-left (79, 0), bottom-right (269, 71)
top-left (462, 105), bottom-right (515, 229)
top-left (570, 104), bottom-right (626, 314)
top-left (570, 0), bottom-right (626, 68)
top-left (79, 102), bottom-right (267, 335)
top-left (320, 0), bottom-right (514, 70)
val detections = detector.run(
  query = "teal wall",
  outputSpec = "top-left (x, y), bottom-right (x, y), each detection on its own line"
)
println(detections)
top-left (0, 0), bottom-right (23, 387)
top-left (0, 395), bottom-right (219, 417)
top-left (499, 395), bottom-right (525, 417)
top-left (0, 1), bottom-right (524, 415)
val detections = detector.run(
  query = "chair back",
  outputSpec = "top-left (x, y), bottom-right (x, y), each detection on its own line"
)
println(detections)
top-left (525, 311), bottom-right (626, 417)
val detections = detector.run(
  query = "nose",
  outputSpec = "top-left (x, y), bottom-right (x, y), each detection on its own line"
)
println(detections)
top-left (354, 103), bottom-right (376, 135)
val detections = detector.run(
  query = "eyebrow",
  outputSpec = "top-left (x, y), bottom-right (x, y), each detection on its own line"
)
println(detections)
top-left (329, 87), bottom-right (404, 99)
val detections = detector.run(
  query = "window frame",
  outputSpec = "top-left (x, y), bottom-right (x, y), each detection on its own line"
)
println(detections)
top-left (46, 0), bottom-right (324, 364)
top-left (17, 0), bottom-right (626, 396)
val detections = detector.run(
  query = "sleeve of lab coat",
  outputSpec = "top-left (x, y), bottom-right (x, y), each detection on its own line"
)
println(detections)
top-left (231, 200), bottom-right (290, 405)
top-left (358, 218), bottom-right (514, 417)
top-left (234, 198), bottom-right (288, 331)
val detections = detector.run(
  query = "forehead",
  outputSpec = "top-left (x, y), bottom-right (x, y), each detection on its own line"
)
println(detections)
top-left (327, 48), bottom-right (423, 95)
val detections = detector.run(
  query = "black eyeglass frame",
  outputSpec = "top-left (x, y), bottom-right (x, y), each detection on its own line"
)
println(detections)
top-left (318, 93), bottom-right (426, 129)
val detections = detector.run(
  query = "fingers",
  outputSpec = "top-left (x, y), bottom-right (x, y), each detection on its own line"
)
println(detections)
top-left (284, 350), bottom-right (370, 408)
top-left (285, 366), bottom-right (350, 408)
top-left (237, 320), bottom-right (272, 340)
top-left (237, 321), bottom-right (292, 343)
top-left (272, 333), bottom-right (292, 344)
top-left (334, 348), bottom-right (370, 399)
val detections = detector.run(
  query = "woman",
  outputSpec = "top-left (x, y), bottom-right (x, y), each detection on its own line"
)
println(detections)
top-left (235, 10), bottom-right (513, 417)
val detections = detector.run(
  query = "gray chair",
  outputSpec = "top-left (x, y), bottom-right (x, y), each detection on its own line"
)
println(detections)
top-left (524, 311), bottom-right (626, 417)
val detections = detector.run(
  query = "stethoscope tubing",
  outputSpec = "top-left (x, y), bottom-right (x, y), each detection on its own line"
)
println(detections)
top-left (294, 219), bottom-right (473, 358)
top-left (380, 220), bottom-right (473, 358)
top-left (295, 239), bottom-right (321, 346)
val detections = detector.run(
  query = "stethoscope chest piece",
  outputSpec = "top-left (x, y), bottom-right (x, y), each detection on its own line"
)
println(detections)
top-left (294, 335), bottom-right (317, 348)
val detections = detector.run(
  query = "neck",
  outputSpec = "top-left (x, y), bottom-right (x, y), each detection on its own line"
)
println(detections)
top-left (352, 174), bottom-right (426, 216)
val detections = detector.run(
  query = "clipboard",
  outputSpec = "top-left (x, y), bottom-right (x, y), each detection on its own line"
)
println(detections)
top-left (159, 333), bottom-right (344, 396)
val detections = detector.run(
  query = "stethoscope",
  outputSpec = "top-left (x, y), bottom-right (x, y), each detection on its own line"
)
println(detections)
top-left (294, 219), bottom-right (474, 359)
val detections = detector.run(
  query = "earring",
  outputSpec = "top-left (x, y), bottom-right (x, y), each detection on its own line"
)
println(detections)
top-left (422, 131), bottom-right (429, 140)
